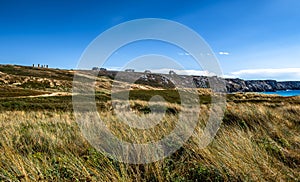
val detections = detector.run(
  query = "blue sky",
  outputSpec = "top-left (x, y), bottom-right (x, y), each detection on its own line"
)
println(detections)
top-left (0, 0), bottom-right (300, 80)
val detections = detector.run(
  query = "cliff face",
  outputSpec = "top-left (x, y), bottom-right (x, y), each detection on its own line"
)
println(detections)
top-left (132, 72), bottom-right (300, 92)
top-left (225, 79), bottom-right (300, 92)
top-left (225, 79), bottom-right (278, 92)
top-left (108, 71), bottom-right (300, 93)
top-left (277, 81), bottom-right (300, 90)
top-left (136, 73), bottom-right (300, 92)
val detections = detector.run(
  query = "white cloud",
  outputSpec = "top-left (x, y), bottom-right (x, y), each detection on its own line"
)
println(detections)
top-left (106, 66), bottom-right (122, 71)
top-left (226, 68), bottom-right (300, 81)
top-left (178, 52), bottom-right (190, 56)
top-left (100, 67), bottom-right (300, 81)
top-left (219, 51), bottom-right (230, 55)
top-left (150, 68), bottom-right (216, 76)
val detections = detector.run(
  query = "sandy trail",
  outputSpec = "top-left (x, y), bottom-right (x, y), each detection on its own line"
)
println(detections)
top-left (15, 92), bottom-right (73, 98)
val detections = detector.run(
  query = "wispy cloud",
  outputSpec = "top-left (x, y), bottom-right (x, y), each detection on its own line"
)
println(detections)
top-left (150, 68), bottom-right (216, 76)
top-left (225, 68), bottom-right (300, 81)
top-left (178, 52), bottom-right (190, 56)
top-left (219, 51), bottom-right (230, 55)
top-left (106, 66), bottom-right (122, 71)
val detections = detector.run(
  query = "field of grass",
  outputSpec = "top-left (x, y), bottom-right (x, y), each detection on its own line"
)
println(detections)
top-left (0, 65), bottom-right (74, 81)
top-left (0, 87), bottom-right (48, 98)
top-left (0, 95), bottom-right (299, 181)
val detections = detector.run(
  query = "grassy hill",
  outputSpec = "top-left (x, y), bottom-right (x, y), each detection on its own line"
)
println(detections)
top-left (0, 65), bottom-right (299, 181)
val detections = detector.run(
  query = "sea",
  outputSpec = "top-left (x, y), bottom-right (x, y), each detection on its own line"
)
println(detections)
top-left (262, 90), bottom-right (300, 97)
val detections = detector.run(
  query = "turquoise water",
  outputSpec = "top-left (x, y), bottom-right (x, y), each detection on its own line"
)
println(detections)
top-left (262, 90), bottom-right (300, 96)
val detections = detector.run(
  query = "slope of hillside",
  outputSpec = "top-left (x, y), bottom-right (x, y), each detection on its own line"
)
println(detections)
top-left (2, 64), bottom-right (300, 94)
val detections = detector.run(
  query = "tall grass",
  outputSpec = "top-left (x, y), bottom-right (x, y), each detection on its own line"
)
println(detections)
top-left (0, 100), bottom-right (299, 181)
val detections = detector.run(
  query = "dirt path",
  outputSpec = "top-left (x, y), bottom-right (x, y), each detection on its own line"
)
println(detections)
top-left (16, 92), bottom-right (73, 98)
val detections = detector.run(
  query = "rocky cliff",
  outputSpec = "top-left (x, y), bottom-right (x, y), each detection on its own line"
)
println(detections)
top-left (113, 72), bottom-right (300, 93)
top-left (225, 79), bottom-right (300, 92)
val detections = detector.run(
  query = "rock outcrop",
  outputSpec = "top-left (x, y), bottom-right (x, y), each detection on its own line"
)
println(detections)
top-left (225, 79), bottom-right (300, 92)
top-left (116, 72), bottom-right (300, 93)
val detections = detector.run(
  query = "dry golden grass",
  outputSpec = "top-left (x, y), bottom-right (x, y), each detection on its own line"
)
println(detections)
top-left (0, 99), bottom-right (299, 181)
